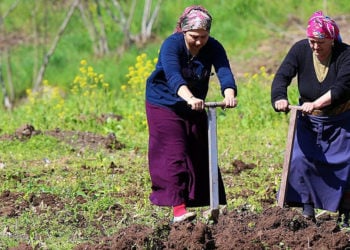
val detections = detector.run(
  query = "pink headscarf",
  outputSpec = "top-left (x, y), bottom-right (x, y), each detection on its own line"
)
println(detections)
top-left (174, 6), bottom-right (212, 33)
top-left (306, 11), bottom-right (341, 42)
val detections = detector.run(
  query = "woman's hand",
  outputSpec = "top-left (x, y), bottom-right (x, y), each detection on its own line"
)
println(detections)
top-left (223, 88), bottom-right (237, 108)
top-left (187, 96), bottom-right (205, 110)
top-left (274, 99), bottom-right (289, 112)
top-left (223, 95), bottom-right (237, 108)
top-left (300, 102), bottom-right (316, 114)
top-left (178, 85), bottom-right (204, 110)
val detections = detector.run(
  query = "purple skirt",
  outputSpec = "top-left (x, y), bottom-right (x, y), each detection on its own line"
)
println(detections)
top-left (145, 101), bottom-right (227, 207)
top-left (285, 110), bottom-right (350, 212)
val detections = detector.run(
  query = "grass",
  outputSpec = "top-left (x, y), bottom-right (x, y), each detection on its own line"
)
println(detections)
top-left (0, 55), bottom-right (298, 248)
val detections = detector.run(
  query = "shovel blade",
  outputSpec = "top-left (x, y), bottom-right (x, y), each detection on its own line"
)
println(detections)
top-left (208, 107), bottom-right (219, 211)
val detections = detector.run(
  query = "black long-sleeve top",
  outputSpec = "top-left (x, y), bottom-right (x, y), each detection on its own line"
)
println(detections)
top-left (271, 39), bottom-right (350, 110)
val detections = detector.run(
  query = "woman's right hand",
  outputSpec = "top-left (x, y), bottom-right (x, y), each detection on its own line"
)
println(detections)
top-left (274, 99), bottom-right (289, 112)
top-left (187, 96), bottom-right (205, 110)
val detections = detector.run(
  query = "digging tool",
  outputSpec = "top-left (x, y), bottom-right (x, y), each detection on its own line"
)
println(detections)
top-left (278, 105), bottom-right (302, 208)
top-left (205, 101), bottom-right (227, 221)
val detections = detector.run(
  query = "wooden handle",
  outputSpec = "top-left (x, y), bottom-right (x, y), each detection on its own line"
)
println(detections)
top-left (278, 107), bottom-right (298, 208)
top-left (205, 102), bottom-right (226, 108)
top-left (288, 105), bottom-right (302, 110)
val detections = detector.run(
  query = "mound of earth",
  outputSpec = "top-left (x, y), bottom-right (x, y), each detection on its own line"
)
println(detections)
top-left (0, 123), bottom-right (125, 153)
top-left (3, 124), bottom-right (350, 249)
top-left (3, 189), bottom-right (350, 249)
top-left (73, 206), bottom-right (350, 249)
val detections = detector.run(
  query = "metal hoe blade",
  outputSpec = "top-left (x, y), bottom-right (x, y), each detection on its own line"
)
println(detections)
top-left (207, 106), bottom-right (220, 220)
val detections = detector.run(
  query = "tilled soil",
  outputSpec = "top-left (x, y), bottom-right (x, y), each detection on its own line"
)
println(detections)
top-left (72, 207), bottom-right (350, 249)
top-left (2, 125), bottom-right (350, 249)
top-left (2, 185), bottom-right (350, 250)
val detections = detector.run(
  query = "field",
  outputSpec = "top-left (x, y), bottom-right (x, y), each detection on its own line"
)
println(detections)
top-left (2, 1), bottom-right (350, 249)
top-left (2, 116), bottom-right (350, 249)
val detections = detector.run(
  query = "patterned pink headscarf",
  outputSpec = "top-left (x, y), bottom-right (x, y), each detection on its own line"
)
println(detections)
top-left (174, 6), bottom-right (212, 33)
top-left (306, 11), bottom-right (341, 42)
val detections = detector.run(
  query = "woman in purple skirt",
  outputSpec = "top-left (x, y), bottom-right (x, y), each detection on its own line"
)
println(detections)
top-left (271, 11), bottom-right (350, 225)
top-left (145, 5), bottom-right (237, 222)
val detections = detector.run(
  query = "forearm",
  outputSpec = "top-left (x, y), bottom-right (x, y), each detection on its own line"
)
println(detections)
top-left (313, 91), bottom-right (331, 109)
top-left (177, 85), bottom-right (195, 102)
top-left (177, 84), bottom-right (205, 110)
top-left (300, 91), bottom-right (331, 114)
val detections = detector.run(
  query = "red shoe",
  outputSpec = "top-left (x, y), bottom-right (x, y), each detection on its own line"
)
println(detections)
top-left (172, 211), bottom-right (196, 223)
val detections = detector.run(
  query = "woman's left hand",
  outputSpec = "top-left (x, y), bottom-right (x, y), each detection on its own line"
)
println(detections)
top-left (223, 88), bottom-right (237, 108)
top-left (223, 95), bottom-right (237, 108)
top-left (300, 102), bottom-right (316, 114)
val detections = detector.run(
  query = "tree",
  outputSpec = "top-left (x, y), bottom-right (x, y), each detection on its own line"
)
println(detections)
top-left (0, 0), bottom-right (163, 99)
top-left (0, 0), bottom-right (20, 109)
top-left (34, 0), bottom-right (163, 89)
top-left (79, 0), bottom-right (163, 55)
top-left (78, 0), bottom-right (109, 55)
top-left (33, 0), bottom-right (81, 91)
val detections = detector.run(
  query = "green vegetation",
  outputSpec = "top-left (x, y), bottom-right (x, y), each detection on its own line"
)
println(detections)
top-left (0, 0), bottom-right (349, 248)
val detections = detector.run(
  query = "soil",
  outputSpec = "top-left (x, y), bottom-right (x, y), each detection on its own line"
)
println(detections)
top-left (2, 14), bottom-right (350, 250)
top-left (2, 124), bottom-right (350, 250)
top-left (3, 112), bottom-right (350, 250)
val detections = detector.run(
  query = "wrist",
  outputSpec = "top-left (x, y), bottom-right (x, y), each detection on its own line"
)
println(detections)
top-left (186, 96), bottom-right (194, 102)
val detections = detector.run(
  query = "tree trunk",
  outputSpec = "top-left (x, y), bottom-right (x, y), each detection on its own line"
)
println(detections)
top-left (142, 0), bottom-right (162, 43)
top-left (95, 0), bottom-right (109, 55)
top-left (33, 0), bottom-right (80, 91)
top-left (5, 49), bottom-right (14, 102)
top-left (0, 0), bottom-right (20, 109)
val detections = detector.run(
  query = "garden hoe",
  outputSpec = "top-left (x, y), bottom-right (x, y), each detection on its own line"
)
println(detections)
top-left (204, 101), bottom-right (227, 221)
top-left (278, 105), bottom-right (302, 208)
